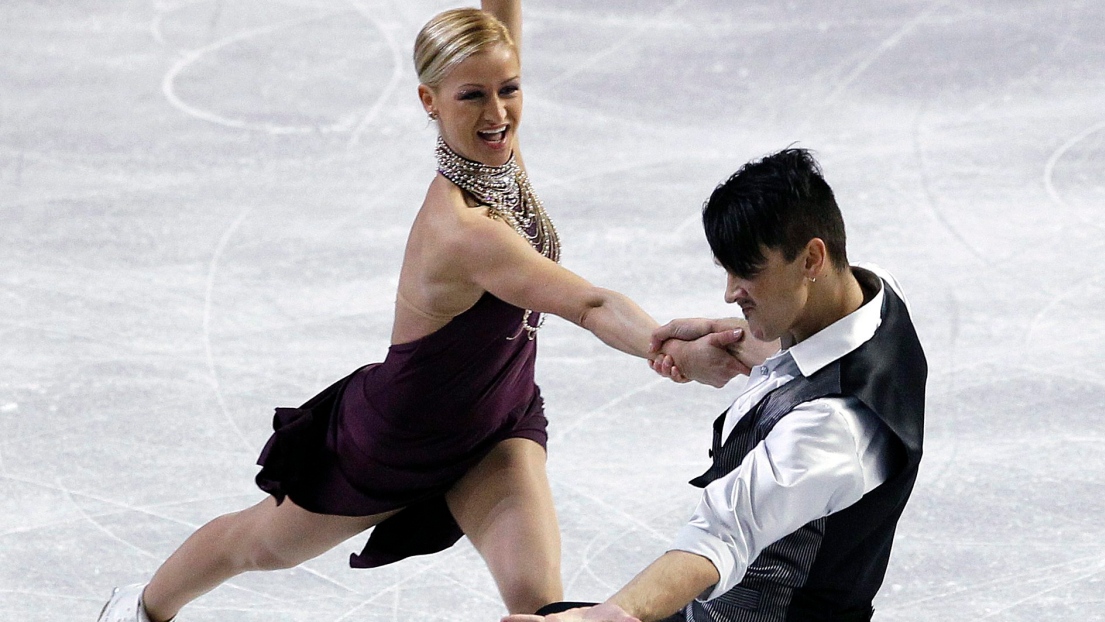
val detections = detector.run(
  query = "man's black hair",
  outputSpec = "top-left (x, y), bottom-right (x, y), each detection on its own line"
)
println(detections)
top-left (702, 148), bottom-right (848, 278)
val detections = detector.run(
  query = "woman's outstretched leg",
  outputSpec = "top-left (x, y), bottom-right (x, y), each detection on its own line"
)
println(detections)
top-left (140, 496), bottom-right (396, 622)
top-left (446, 437), bottom-right (563, 614)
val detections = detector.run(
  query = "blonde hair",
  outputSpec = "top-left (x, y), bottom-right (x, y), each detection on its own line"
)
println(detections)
top-left (413, 8), bottom-right (516, 89)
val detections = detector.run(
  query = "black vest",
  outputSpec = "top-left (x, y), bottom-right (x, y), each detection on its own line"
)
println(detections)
top-left (682, 269), bottom-right (927, 622)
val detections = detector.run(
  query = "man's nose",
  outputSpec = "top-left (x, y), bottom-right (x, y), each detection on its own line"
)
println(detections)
top-left (725, 275), bottom-right (745, 304)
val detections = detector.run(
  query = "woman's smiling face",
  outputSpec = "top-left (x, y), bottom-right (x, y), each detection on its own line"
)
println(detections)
top-left (420, 43), bottom-right (522, 166)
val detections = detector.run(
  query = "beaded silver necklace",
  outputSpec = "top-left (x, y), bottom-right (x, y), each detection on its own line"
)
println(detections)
top-left (435, 136), bottom-right (561, 340)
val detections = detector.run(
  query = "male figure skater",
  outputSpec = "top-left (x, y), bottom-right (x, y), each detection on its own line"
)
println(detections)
top-left (507, 148), bottom-right (927, 622)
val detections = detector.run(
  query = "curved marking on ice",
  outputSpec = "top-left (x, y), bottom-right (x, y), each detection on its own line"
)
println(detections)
top-left (562, 479), bottom-right (669, 593)
top-left (58, 472), bottom-right (360, 596)
top-left (203, 205), bottom-right (256, 453)
top-left (550, 377), bottom-right (668, 443)
top-left (344, 0), bottom-right (406, 148)
top-left (329, 547), bottom-right (474, 621)
top-left (1021, 121), bottom-right (1105, 361)
top-left (910, 102), bottom-right (990, 266)
top-left (150, 11), bottom-right (169, 47)
top-left (161, 10), bottom-right (356, 135)
top-left (577, 529), bottom-right (620, 592)
top-left (1025, 271), bottom-right (1103, 354)
top-left (57, 477), bottom-right (161, 560)
top-left (150, 0), bottom-right (214, 51)
top-left (1042, 118), bottom-right (1105, 227)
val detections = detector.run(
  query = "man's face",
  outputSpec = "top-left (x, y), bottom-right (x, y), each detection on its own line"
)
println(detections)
top-left (723, 246), bottom-right (809, 343)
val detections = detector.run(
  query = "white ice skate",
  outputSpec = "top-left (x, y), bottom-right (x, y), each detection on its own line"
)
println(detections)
top-left (96, 584), bottom-right (157, 622)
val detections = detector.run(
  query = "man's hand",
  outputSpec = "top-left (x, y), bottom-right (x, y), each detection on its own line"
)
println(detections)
top-left (649, 317), bottom-right (780, 386)
top-left (649, 318), bottom-right (716, 353)
top-left (652, 330), bottom-right (750, 387)
top-left (502, 603), bottom-right (640, 622)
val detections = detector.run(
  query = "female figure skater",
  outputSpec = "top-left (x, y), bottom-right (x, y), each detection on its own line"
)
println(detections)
top-left (97, 1), bottom-right (663, 620)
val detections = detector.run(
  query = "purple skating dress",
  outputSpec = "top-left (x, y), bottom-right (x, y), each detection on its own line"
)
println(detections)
top-left (257, 138), bottom-right (560, 568)
top-left (255, 293), bottom-right (547, 567)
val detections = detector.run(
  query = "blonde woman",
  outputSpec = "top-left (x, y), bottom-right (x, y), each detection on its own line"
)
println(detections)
top-left (96, 2), bottom-right (667, 620)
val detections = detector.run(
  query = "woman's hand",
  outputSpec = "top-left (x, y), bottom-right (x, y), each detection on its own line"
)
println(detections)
top-left (648, 317), bottom-right (716, 352)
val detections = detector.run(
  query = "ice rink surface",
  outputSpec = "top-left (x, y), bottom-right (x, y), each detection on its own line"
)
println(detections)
top-left (2, 0), bottom-right (1103, 620)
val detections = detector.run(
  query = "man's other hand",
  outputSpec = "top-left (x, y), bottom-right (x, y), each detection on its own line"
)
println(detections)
top-left (502, 603), bottom-right (641, 622)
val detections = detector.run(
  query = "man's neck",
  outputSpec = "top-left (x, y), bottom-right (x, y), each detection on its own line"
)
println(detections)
top-left (787, 266), bottom-right (865, 345)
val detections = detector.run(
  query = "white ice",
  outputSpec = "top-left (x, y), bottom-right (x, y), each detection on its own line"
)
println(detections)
top-left (1, 1), bottom-right (1103, 621)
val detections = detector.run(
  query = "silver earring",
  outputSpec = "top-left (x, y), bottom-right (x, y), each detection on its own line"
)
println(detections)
top-left (807, 276), bottom-right (817, 283)
top-left (427, 110), bottom-right (438, 121)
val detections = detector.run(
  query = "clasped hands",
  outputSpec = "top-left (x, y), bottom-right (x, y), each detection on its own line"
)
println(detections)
top-left (647, 318), bottom-right (778, 387)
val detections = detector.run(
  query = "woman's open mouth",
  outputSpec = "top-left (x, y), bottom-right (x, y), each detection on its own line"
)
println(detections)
top-left (477, 125), bottom-right (509, 148)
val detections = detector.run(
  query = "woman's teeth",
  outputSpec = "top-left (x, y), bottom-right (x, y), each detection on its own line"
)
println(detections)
top-left (478, 127), bottom-right (507, 143)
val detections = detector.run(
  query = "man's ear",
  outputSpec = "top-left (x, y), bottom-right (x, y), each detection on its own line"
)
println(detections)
top-left (804, 238), bottom-right (828, 278)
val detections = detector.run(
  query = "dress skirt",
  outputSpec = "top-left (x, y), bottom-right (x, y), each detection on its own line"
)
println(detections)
top-left (254, 294), bottom-right (549, 568)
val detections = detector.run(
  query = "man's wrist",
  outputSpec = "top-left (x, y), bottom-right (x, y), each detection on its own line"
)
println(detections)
top-left (606, 551), bottom-right (720, 622)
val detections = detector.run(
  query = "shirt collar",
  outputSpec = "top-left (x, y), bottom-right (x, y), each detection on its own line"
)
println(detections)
top-left (788, 269), bottom-right (885, 377)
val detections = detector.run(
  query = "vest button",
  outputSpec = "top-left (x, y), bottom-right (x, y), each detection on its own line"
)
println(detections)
top-left (708, 449), bottom-right (714, 458)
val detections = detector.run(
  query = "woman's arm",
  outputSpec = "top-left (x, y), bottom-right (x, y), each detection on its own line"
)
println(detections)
top-left (482, 0), bottom-right (526, 166)
top-left (482, 0), bottom-right (522, 58)
top-left (448, 210), bottom-right (657, 358)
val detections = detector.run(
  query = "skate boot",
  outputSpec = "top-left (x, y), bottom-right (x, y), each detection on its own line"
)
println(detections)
top-left (96, 584), bottom-right (163, 622)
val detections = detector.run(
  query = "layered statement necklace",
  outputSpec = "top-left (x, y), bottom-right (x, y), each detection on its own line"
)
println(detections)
top-left (435, 136), bottom-right (561, 339)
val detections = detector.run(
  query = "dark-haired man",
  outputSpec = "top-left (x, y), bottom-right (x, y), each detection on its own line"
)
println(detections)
top-left (505, 148), bottom-right (927, 622)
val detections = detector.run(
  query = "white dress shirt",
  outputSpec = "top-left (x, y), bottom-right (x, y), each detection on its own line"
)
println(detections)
top-left (671, 265), bottom-right (908, 601)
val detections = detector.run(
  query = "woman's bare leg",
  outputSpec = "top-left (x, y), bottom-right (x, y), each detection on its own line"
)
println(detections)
top-left (142, 496), bottom-right (397, 622)
top-left (446, 438), bottom-right (563, 614)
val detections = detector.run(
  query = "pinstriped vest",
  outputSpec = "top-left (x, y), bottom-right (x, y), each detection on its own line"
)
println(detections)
top-left (681, 270), bottom-right (926, 622)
